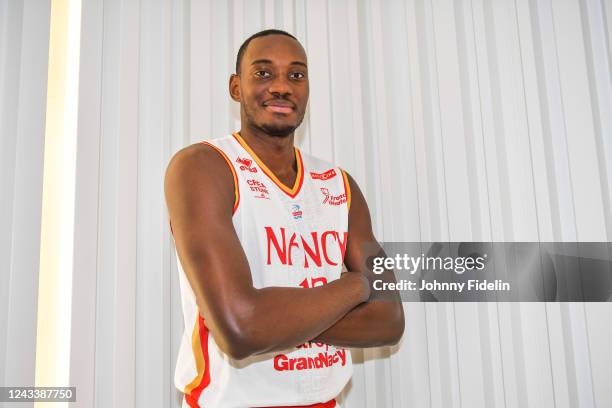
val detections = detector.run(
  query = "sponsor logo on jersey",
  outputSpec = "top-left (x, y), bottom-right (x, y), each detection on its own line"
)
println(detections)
top-left (273, 344), bottom-right (347, 372)
top-left (247, 179), bottom-right (269, 199)
top-left (265, 226), bottom-right (347, 268)
top-left (291, 204), bottom-right (302, 220)
top-left (310, 169), bottom-right (337, 180)
top-left (320, 188), bottom-right (347, 206)
top-left (236, 156), bottom-right (257, 173)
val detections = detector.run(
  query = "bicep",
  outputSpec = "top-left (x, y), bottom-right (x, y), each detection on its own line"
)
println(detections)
top-left (164, 146), bottom-right (254, 340)
top-left (343, 172), bottom-right (382, 272)
top-left (342, 172), bottom-right (404, 337)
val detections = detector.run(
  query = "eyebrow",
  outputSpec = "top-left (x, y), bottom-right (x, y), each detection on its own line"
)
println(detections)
top-left (250, 59), bottom-right (308, 68)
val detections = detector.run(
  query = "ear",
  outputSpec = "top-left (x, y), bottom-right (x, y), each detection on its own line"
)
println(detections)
top-left (229, 74), bottom-right (241, 102)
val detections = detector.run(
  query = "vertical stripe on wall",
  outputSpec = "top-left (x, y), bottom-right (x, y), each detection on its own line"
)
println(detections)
top-left (0, 0), bottom-right (52, 396)
top-left (69, 0), bottom-right (104, 406)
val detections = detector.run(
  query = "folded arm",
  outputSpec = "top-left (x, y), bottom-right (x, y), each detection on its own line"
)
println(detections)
top-left (312, 172), bottom-right (405, 347)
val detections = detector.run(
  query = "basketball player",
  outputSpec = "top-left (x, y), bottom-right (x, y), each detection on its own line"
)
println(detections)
top-left (165, 29), bottom-right (404, 408)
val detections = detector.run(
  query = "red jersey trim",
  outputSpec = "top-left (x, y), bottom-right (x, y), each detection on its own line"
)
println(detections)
top-left (184, 315), bottom-right (211, 408)
top-left (266, 399), bottom-right (337, 408)
top-left (232, 132), bottom-right (304, 199)
top-left (200, 141), bottom-right (240, 214)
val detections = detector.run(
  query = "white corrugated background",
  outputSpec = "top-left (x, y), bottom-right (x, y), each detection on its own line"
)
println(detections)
top-left (0, 0), bottom-right (52, 402)
top-left (1, 0), bottom-right (612, 407)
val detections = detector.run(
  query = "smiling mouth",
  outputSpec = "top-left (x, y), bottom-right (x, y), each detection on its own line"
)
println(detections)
top-left (265, 105), bottom-right (294, 114)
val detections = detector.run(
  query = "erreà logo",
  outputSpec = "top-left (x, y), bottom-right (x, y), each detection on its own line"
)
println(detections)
top-left (265, 226), bottom-right (347, 268)
top-left (236, 157), bottom-right (257, 173)
top-left (310, 169), bottom-right (336, 180)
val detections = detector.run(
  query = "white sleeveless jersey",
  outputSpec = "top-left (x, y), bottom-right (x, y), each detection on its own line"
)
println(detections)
top-left (173, 133), bottom-right (353, 408)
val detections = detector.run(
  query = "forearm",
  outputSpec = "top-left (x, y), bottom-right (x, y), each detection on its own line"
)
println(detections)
top-left (216, 273), bottom-right (370, 358)
top-left (312, 300), bottom-right (405, 348)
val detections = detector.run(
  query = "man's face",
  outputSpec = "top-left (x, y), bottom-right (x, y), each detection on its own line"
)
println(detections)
top-left (230, 35), bottom-right (309, 138)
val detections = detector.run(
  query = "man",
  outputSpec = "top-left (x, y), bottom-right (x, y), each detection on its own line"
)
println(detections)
top-left (165, 29), bottom-right (404, 408)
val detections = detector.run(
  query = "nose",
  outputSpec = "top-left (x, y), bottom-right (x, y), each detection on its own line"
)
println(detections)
top-left (268, 75), bottom-right (292, 96)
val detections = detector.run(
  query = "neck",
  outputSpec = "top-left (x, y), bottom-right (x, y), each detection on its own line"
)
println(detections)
top-left (237, 124), bottom-right (297, 177)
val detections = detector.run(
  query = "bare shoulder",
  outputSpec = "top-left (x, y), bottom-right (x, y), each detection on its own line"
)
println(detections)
top-left (342, 170), bottom-right (369, 216)
top-left (165, 142), bottom-right (231, 183)
top-left (164, 142), bottom-right (235, 217)
top-left (342, 170), bottom-right (376, 257)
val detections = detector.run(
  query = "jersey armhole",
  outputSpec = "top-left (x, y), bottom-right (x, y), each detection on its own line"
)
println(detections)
top-left (340, 168), bottom-right (351, 211)
top-left (200, 141), bottom-right (240, 215)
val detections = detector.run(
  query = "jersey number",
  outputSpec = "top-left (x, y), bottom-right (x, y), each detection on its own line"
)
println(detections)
top-left (299, 277), bottom-right (328, 288)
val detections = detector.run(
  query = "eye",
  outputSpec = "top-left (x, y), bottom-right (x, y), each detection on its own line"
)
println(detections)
top-left (290, 72), bottom-right (306, 80)
top-left (254, 70), bottom-right (271, 79)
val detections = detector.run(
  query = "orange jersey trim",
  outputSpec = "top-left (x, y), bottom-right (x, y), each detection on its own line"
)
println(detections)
top-left (232, 132), bottom-right (304, 198)
top-left (200, 141), bottom-right (240, 214)
top-left (340, 169), bottom-right (351, 211)
top-left (185, 315), bottom-right (211, 407)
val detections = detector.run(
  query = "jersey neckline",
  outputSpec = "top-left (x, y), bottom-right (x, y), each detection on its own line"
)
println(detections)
top-left (231, 132), bottom-right (304, 199)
